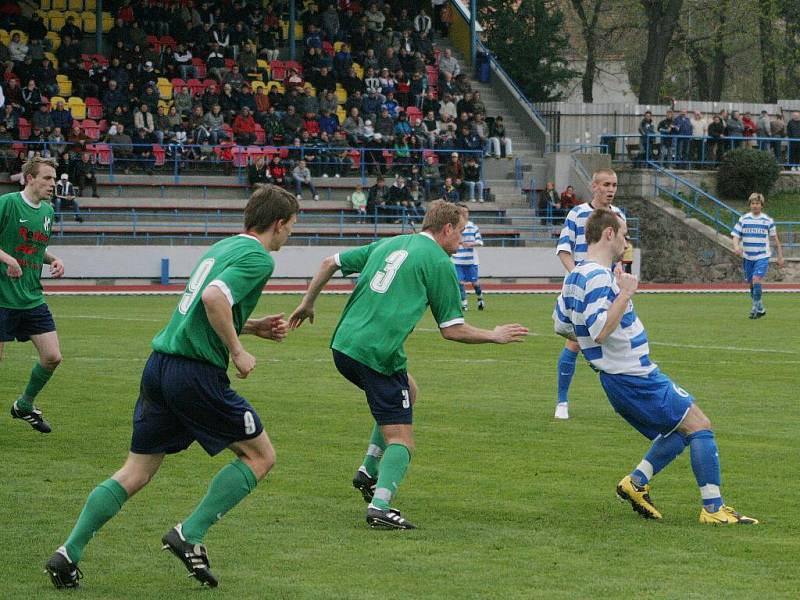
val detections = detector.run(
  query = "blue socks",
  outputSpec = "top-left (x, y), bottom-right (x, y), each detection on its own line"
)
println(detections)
top-left (556, 347), bottom-right (578, 404)
top-left (458, 284), bottom-right (466, 302)
top-left (631, 433), bottom-right (688, 486)
top-left (687, 429), bottom-right (723, 512)
top-left (473, 284), bottom-right (483, 300)
top-left (752, 283), bottom-right (762, 302)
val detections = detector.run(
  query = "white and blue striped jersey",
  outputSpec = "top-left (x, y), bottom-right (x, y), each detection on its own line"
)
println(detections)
top-left (452, 220), bottom-right (483, 266)
top-left (556, 203), bottom-right (626, 263)
top-left (731, 212), bottom-right (777, 261)
top-left (553, 261), bottom-right (656, 377)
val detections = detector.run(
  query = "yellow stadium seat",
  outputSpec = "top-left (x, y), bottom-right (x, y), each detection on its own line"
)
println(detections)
top-left (40, 0), bottom-right (52, 9)
top-left (335, 88), bottom-right (347, 104)
top-left (336, 107), bottom-right (346, 122)
top-left (334, 41), bottom-right (345, 52)
top-left (48, 15), bottom-right (65, 32)
top-left (280, 21), bottom-right (288, 39)
top-left (157, 99), bottom-right (173, 110)
top-left (57, 76), bottom-right (73, 96)
top-left (81, 11), bottom-right (96, 33)
top-left (68, 0), bottom-right (83, 10)
top-left (294, 23), bottom-right (303, 38)
top-left (45, 31), bottom-right (60, 51)
top-left (84, 0), bottom-right (95, 9)
top-left (50, 95), bottom-right (66, 108)
top-left (45, 52), bottom-right (58, 69)
top-left (51, 0), bottom-right (66, 8)
top-left (257, 59), bottom-right (270, 71)
top-left (10, 30), bottom-right (28, 44)
top-left (101, 12), bottom-right (113, 33)
top-left (68, 97), bottom-right (86, 119)
top-left (267, 82), bottom-right (285, 94)
top-left (63, 10), bottom-right (81, 27)
top-left (352, 63), bottom-right (363, 78)
top-left (251, 80), bottom-right (266, 91)
top-left (157, 78), bottom-right (172, 100)
top-left (0, 30), bottom-right (9, 47)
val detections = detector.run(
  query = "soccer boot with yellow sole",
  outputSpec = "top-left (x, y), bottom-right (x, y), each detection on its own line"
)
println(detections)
top-left (616, 475), bottom-right (663, 520)
top-left (161, 524), bottom-right (219, 587)
top-left (699, 505), bottom-right (759, 525)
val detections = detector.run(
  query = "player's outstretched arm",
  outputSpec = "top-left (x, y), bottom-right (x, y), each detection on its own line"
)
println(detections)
top-left (202, 285), bottom-right (256, 379)
top-left (289, 255), bottom-right (340, 328)
top-left (440, 322), bottom-right (529, 344)
top-left (243, 313), bottom-right (288, 342)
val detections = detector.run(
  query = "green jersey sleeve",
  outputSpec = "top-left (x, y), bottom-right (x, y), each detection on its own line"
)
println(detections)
top-left (210, 251), bottom-right (274, 304)
top-left (425, 257), bottom-right (464, 327)
top-left (337, 241), bottom-right (379, 276)
top-left (0, 193), bottom-right (9, 230)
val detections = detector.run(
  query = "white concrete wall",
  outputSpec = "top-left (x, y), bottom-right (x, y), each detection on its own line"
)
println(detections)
top-left (44, 245), bottom-right (641, 280)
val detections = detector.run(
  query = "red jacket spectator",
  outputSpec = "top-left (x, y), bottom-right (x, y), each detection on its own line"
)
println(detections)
top-left (560, 187), bottom-right (578, 209)
top-left (233, 111), bottom-right (256, 136)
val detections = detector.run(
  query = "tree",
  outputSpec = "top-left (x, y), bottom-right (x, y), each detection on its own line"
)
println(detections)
top-left (479, 0), bottom-right (576, 102)
top-left (758, 0), bottom-right (778, 103)
top-left (638, 0), bottom-right (684, 103)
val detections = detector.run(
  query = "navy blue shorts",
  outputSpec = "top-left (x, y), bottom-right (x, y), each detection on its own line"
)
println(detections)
top-left (332, 349), bottom-right (412, 425)
top-left (455, 264), bottom-right (479, 283)
top-left (0, 304), bottom-right (56, 342)
top-left (130, 351), bottom-right (264, 456)
top-left (599, 368), bottom-right (694, 440)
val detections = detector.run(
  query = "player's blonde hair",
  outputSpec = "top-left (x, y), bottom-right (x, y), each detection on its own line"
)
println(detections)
top-left (422, 200), bottom-right (463, 233)
top-left (21, 156), bottom-right (58, 182)
top-left (748, 192), bottom-right (765, 205)
top-left (592, 168), bottom-right (617, 182)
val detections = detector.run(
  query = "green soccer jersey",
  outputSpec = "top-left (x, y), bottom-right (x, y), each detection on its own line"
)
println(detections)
top-left (331, 232), bottom-right (464, 375)
top-left (152, 234), bottom-right (274, 369)
top-left (0, 191), bottom-right (55, 310)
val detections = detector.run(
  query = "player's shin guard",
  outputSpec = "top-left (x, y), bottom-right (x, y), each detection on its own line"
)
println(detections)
top-left (753, 283), bottom-right (763, 305)
top-left (687, 430), bottom-right (723, 512)
top-left (473, 284), bottom-right (483, 300)
top-left (17, 363), bottom-right (54, 412)
top-left (362, 424), bottom-right (386, 478)
top-left (371, 443), bottom-right (411, 510)
top-left (631, 433), bottom-right (688, 487)
top-left (557, 348), bottom-right (578, 404)
top-left (64, 479), bottom-right (129, 563)
top-left (181, 459), bottom-right (257, 544)
top-left (458, 283), bottom-right (467, 302)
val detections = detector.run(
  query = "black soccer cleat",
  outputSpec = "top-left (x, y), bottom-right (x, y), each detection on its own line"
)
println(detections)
top-left (45, 547), bottom-right (82, 589)
top-left (478, 299), bottom-right (485, 311)
top-left (161, 525), bottom-right (219, 588)
top-left (352, 468), bottom-right (377, 504)
top-left (755, 310), bottom-right (767, 319)
top-left (11, 402), bottom-right (52, 433)
top-left (366, 506), bottom-right (417, 530)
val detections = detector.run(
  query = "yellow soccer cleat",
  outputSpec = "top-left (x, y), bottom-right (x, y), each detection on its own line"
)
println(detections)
top-left (616, 475), bottom-right (663, 520)
top-left (699, 505), bottom-right (759, 525)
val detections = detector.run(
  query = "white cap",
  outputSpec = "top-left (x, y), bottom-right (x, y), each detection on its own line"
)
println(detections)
top-left (60, 173), bottom-right (68, 180)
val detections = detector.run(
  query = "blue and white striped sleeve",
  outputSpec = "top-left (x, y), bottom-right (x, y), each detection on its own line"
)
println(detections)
top-left (473, 226), bottom-right (483, 247)
top-left (768, 218), bottom-right (777, 237)
top-left (556, 210), bottom-right (577, 255)
top-left (583, 271), bottom-right (615, 342)
top-left (553, 294), bottom-right (575, 339)
top-left (731, 217), bottom-right (743, 238)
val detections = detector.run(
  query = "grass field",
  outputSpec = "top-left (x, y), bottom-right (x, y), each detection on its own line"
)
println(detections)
top-left (1, 293), bottom-right (799, 599)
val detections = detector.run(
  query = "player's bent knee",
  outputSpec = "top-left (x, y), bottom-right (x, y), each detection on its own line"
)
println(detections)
top-left (41, 352), bottom-right (62, 371)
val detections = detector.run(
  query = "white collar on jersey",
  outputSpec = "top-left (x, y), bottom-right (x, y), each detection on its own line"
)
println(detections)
top-left (20, 190), bottom-right (42, 209)
top-left (419, 231), bottom-right (435, 241)
top-left (237, 233), bottom-right (261, 242)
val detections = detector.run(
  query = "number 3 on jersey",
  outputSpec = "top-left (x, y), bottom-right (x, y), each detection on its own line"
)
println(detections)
top-left (370, 250), bottom-right (408, 293)
top-left (179, 258), bottom-right (215, 314)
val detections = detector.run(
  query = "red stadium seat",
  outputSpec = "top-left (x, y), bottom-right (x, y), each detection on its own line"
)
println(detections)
top-left (191, 57), bottom-right (206, 79)
top-left (159, 35), bottom-right (176, 51)
top-left (254, 124), bottom-right (265, 145)
top-left (152, 144), bottom-right (165, 166)
top-left (170, 78), bottom-right (186, 89)
top-left (82, 118), bottom-right (100, 140)
top-left (269, 60), bottom-right (286, 81)
top-left (186, 78), bottom-right (204, 95)
top-left (18, 117), bottom-right (31, 139)
top-left (95, 143), bottom-right (111, 165)
top-left (85, 97), bottom-right (103, 119)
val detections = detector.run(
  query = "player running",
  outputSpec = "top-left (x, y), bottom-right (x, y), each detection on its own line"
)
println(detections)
top-left (553, 208), bottom-right (758, 525)
top-left (731, 192), bottom-right (784, 319)
top-left (452, 204), bottom-right (485, 311)
top-left (553, 168), bottom-right (624, 420)
top-left (1, 157), bottom-right (64, 433)
top-left (289, 200), bottom-right (528, 530)
top-left (45, 185), bottom-right (298, 589)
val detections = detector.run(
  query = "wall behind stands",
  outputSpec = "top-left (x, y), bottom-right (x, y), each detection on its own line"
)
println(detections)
top-left (43, 245), bottom-right (640, 281)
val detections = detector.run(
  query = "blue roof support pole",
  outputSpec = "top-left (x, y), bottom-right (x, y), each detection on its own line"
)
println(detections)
top-left (289, 0), bottom-right (296, 62)
top-left (469, 0), bottom-right (477, 67)
top-left (96, 0), bottom-right (103, 53)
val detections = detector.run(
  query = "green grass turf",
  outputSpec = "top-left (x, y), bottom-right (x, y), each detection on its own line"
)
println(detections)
top-left (1, 293), bottom-right (798, 599)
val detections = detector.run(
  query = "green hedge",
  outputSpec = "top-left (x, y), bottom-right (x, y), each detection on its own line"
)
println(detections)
top-left (716, 148), bottom-right (780, 201)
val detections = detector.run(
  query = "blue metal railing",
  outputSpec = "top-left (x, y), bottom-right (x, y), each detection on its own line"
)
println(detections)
top-left (600, 133), bottom-right (800, 169)
top-left (545, 143), bottom-right (609, 154)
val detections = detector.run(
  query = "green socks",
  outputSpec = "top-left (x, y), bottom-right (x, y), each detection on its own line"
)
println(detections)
top-left (64, 479), bottom-right (129, 563)
top-left (16, 363), bottom-right (54, 412)
top-left (371, 444), bottom-right (411, 510)
top-left (362, 424), bottom-right (386, 478)
top-left (181, 459), bottom-right (258, 544)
